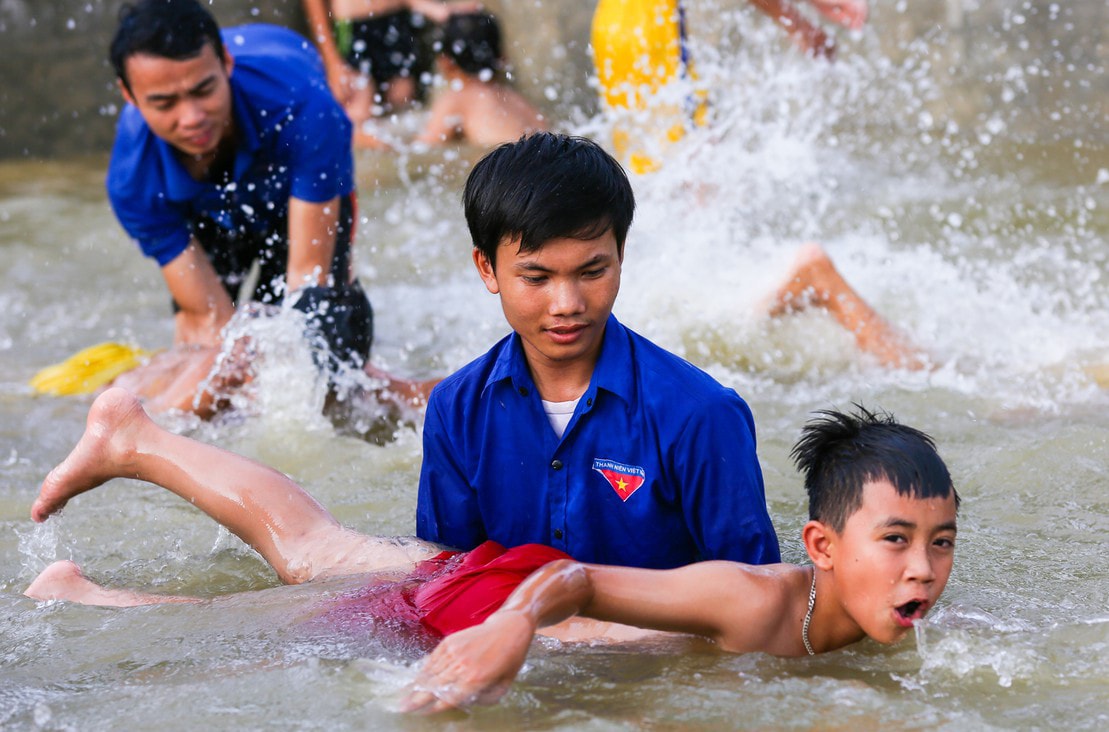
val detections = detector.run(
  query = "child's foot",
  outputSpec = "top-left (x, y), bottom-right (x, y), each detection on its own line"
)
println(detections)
top-left (31, 387), bottom-right (149, 522)
top-left (24, 560), bottom-right (102, 603)
top-left (24, 559), bottom-right (194, 607)
top-left (807, 0), bottom-right (868, 30)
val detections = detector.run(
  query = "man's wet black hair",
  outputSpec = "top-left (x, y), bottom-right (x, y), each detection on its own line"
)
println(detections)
top-left (792, 405), bottom-right (959, 532)
top-left (435, 12), bottom-right (503, 78)
top-left (463, 132), bottom-right (635, 266)
top-left (110, 0), bottom-right (225, 93)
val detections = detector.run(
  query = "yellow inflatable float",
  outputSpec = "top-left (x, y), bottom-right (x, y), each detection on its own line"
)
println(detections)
top-left (590, 0), bottom-right (707, 174)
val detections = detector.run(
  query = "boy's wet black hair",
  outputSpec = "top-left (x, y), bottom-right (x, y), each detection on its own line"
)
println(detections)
top-left (110, 0), bottom-right (225, 93)
top-left (792, 405), bottom-right (959, 532)
top-left (434, 12), bottom-right (503, 78)
top-left (463, 132), bottom-right (635, 266)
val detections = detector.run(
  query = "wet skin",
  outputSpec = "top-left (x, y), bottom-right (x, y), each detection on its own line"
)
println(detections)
top-left (816, 479), bottom-right (958, 647)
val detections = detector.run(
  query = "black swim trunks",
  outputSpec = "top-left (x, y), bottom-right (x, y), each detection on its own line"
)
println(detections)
top-left (185, 193), bottom-right (374, 369)
top-left (337, 10), bottom-right (420, 87)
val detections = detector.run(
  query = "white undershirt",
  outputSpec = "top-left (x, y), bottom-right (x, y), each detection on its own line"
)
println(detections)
top-left (542, 396), bottom-right (581, 439)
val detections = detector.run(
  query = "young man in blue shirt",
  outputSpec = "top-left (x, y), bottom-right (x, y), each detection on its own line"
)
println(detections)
top-left (416, 133), bottom-right (780, 569)
top-left (104, 0), bottom-right (385, 416)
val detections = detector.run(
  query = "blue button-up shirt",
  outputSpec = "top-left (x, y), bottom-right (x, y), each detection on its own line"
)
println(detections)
top-left (417, 315), bottom-right (781, 569)
top-left (107, 24), bottom-right (354, 266)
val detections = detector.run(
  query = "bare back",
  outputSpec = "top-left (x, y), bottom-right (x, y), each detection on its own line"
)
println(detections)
top-left (419, 79), bottom-right (548, 147)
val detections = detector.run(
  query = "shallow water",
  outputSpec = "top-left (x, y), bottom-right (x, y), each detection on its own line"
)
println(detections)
top-left (2, 1), bottom-right (1108, 729)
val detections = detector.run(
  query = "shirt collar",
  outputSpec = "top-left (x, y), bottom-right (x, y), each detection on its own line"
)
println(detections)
top-left (482, 314), bottom-right (636, 412)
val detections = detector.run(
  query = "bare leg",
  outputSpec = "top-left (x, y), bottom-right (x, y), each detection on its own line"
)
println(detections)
top-left (345, 75), bottom-right (394, 150)
top-left (32, 387), bottom-right (439, 583)
top-left (767, 243), bottom-right (929, 370)
top-left (25, 560), bottom-right (202, 607)
top-left (382, 76), bottom-right (416, 112)
top-left (805, 0), bottom-right (868, 30)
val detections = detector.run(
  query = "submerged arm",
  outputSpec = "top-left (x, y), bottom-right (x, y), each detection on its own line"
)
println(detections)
top-left (403, 560), bottom-right (768, 713)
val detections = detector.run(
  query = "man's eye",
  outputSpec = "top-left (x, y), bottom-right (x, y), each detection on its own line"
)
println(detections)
top-left (583, 267), bottom-right (605, 278)
top-left (522, 276), bottom-right (546, 285)
top-left (934, 537), bottom-right (956, 549)
top-left (883, 534), bottom-right (906, 544)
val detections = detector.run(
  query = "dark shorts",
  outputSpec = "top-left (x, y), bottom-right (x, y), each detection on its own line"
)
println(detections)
top-left (186, 193), bottom-right (373, 368)
top-left (318, 542), bottom-right (573, 641)
top-left (338, 11), bottom-right (419, 86)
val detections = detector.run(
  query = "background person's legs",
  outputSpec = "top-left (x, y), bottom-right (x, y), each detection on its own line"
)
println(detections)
top-left (767, 243), bottom-right (929, 370)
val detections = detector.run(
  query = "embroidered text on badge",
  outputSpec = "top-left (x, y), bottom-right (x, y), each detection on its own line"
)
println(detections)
top-left (592, 458), bottom-right (646, 502)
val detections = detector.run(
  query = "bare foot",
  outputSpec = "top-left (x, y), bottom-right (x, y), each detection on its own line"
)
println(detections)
top-left (31, 387), bottom-right (149, 522)
top-left (25, 560), bottom-right (101, 602)
top-left (24, 560), bottom-right (201, 607)
top-left (807, 0), bottom-right (868, 30)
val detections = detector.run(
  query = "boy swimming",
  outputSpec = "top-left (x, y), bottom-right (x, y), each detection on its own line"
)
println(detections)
top-left (405, 401), bottom-right (959, 710)
top-left (25, 388), bottom-right (958, 713)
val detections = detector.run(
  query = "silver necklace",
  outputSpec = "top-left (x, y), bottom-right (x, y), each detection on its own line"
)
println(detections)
top-left (802, 567), bottom-right (817, 656)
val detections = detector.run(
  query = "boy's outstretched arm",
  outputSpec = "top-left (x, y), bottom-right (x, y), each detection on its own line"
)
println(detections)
top-left (402, 560), bottom-right (780, 713)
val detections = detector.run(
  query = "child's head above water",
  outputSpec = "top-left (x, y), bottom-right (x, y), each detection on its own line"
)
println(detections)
top-left (435, 12), bottom-right (504, 79)
top-left (793, 404), bottom-right (960, 531)
top-left (793, 405), bottom-right (960, 644)
top-left (463, 132), bottom-right (636, 266)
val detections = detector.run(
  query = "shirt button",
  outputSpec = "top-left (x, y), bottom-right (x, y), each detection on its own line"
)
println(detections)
top-left (551, 459), bottom-right (563, 470)
top-left (586, 398), bottom-right (592, 406)
top-left (553, 528), bottom-right (564, 539)
top-left (518, 386), bottom-right (529, 397)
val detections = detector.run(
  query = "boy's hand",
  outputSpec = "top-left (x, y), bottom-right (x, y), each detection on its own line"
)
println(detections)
top-left (400, 611), bottom-right (535, 714)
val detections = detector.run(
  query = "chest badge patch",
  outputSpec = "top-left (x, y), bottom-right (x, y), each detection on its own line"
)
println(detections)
top-left (592, 458), bottom-right (646, 502)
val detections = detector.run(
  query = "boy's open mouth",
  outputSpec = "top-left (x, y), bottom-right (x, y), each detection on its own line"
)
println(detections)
top-left (895, 600), bottom-right (924, 620)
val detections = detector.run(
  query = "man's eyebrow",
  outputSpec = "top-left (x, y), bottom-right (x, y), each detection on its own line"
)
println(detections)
top-left (513, 254), bottom-right (611, 273)
top-left (145, 74), bottom-right (218, 103)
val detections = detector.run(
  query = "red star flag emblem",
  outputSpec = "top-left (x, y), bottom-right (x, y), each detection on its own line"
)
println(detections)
top-left (592, 458), bottom-right (646, 502)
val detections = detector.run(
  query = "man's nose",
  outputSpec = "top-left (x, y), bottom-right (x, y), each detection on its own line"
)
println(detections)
top-left (549, 279), bottom-right (586, 315)
top-left (178, 99), bottom-right (206, 127)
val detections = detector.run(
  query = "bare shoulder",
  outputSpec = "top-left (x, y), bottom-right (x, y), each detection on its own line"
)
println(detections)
top-left (707, 563), bottom-right (806, 654)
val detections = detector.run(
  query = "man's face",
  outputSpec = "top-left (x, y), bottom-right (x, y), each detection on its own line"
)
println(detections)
top-left (119, 43), bottom-right (234, 160)
top-left (830, 479), bottom-right (957, 644)
top-left (475, 231), bottom-right (622, 380)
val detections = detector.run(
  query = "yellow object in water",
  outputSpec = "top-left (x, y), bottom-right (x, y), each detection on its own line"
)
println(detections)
top-left (591, 0), bottom-right (709, 174)
top-left (591, 0), bottom-right (685, 111)
top-left (29, 342), bottom-right (152, 396)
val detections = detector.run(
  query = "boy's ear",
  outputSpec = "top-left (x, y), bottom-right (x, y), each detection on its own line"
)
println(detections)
top-left (473, 248), bottom-right (500, 294)
top-left (802, 520), bottom-right (835, 571)
top-left (222, 47), bottom-right (235, 76)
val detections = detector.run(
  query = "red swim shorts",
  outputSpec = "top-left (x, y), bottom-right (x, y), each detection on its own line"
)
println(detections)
top-left (415, 541), bottom-right (573, 637)
top-left (318, 541), bottom-right (572, 641)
